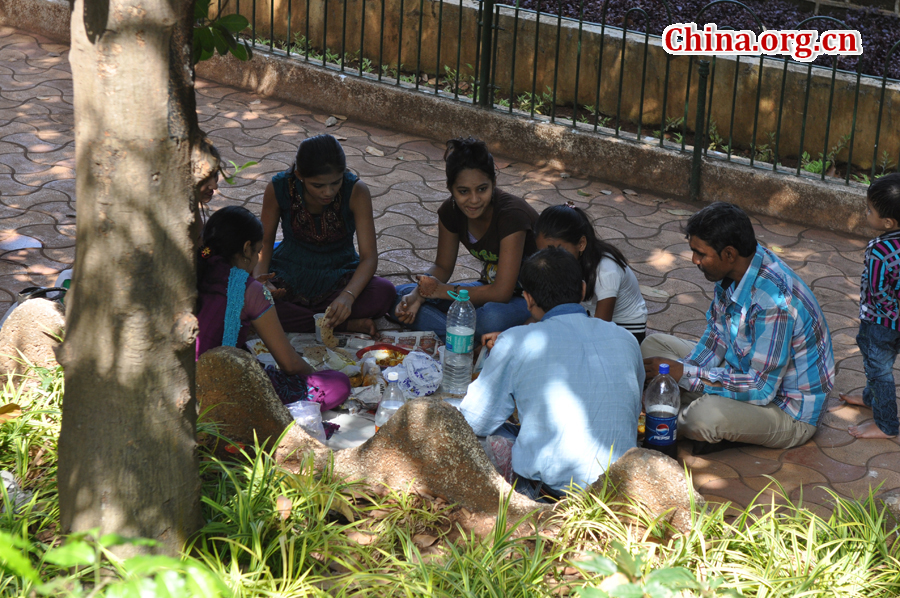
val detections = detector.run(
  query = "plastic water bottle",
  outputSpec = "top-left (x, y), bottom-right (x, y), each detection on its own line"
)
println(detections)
top-left (641, 363), bottom-right (681, 459)
top-left (442, 289), bottom-right (476, 395)
top-left (374, 371), bottom-right (406, 432)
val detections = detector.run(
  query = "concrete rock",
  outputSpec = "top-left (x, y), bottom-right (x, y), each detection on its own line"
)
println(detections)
top-left (197, 351), bottom-right (546, 525)
top-left (878, 488), bottom-right (900, 543)
top-left (334, 398), bottom-right (548, 522)
top-left (196, 347), bottom-right (330, 465)
top-left (592, 447), bottom-right (704, 535)
top-left (0, 298), bottom-right (65, 377)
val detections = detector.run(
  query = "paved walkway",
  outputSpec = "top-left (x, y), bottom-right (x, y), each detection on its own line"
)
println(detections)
top-left (1, 25), bottom-right (897, 515)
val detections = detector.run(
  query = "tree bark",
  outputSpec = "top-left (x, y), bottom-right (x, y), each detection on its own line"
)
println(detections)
top-left (58, 0), bottom-right (203, 556)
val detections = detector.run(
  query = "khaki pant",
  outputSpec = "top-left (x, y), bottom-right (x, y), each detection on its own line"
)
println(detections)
top-left (640, 334), bottom-right (817, 449)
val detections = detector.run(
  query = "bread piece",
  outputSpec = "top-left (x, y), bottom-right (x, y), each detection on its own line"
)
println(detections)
top-left (320, 306), bottom-right (338, 348)
top-left (303, 345), bottom-right (329, 364)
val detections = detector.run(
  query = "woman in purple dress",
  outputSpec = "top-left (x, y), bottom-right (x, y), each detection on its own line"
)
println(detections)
top-left (197, 206), bottom-right (350, 410)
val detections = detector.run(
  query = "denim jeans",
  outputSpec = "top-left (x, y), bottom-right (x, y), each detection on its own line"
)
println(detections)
top-left (488, 422), bottom-right (566, 502)
top-left (857, 320), bottom-right (900, 436)
top-left (391, 282), bottom-right (531, 340)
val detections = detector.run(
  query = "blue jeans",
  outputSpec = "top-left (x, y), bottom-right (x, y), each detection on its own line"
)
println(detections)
top-left (858, 320), bottom-right (900, 436)
top-left (491, 422), bottom-right (566, 502)
top-left (391, 282), bottom-right (530, 340)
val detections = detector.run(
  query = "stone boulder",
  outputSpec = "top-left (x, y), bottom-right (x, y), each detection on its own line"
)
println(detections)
top-left (0, 298), bottom-right (65, 377)
top-left (196, 347), bottom-right (330, 465)
top-left (333, 398), bottom-right (548, 522)
top-left (196, 352), bottom-right (548, 525)
top-left (878, 488), bottom-right (900, 545)
top-left (592, 447), bottom-right (704, 535)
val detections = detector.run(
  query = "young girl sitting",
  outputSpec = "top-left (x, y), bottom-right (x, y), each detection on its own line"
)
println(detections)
top-left (535, 203), bottom-right (648, 342)
top-left (197, 205), bottom-right (350, 410)
top-left (392, 137), bottom-right (538, 339)
top-left (254, 134), bottom-right (396, 335)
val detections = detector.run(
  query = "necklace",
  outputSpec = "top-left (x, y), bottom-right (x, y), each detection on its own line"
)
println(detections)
top-left (287, 173), bottom-right (347, 244)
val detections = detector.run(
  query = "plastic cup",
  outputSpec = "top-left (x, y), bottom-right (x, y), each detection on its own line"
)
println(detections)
top-left (314, 313), bottom-right (327, 343)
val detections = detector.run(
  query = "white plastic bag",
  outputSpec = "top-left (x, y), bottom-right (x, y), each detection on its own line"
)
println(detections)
top-left (384, 351), bottom-right (442, 399)
top-left (286, 401), bottom-right (327, 443)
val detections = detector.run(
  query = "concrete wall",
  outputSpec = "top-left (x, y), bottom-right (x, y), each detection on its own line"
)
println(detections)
top-left (195, 49), bottom-right (867, 234)
top-left (3, 0), bottom-right (868, 234)
top-left (234, 0), bottom-right (900, 171)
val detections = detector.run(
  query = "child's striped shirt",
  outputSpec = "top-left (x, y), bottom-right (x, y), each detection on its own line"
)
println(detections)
top-left (860, 230), bottom-right (900, 331)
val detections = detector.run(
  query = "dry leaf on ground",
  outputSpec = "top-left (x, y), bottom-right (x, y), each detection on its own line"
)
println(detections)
top-left (0, 403), bottom-right (22, 423)
top-left (276, 495), bottom-right (292, 521)
top-left (365, 146), bottom-right (385, 157)
top-left (413, 534), bottom-right (438, 548)
top-left (325, 116), bottom-right (338, 127)
top-left (667, 209), bottom-right (694, 216)
top-left (640, 285), bottom-right (670, 300)
top-left (346, 531), bottom-right (377, 545)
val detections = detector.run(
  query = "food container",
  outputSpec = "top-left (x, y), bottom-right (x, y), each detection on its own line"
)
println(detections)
top-left (356, 344), bottom-right (410, 367)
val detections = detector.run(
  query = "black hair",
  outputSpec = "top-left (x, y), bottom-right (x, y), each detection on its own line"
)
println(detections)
top-left (195, 136), bottom-right (229, 191)
top-left (534, 204), bottom-right (628, 301)
top-left (684, 201), bottom-right (757, 257)
top-left (868, 173), bottom-right (900, 224)
top-left (520, 248), bottom-right (584, 312)
top-left (444, 137), bottom-right (496, 188)
top-left (293, 134), bottom-right (347, 178)
top-left (198, 206), bottom-right (263, 284)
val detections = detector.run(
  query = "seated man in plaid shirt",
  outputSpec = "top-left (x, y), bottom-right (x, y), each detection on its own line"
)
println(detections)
top-left (642, 202), bottom-right (835, 454)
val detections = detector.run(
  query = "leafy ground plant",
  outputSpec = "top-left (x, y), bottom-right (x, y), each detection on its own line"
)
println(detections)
top-left (3, 364), bottom-right (900, 597)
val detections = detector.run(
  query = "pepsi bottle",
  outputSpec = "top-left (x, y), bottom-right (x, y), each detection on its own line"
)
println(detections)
top-left (641, 363), bottom-right (681, 459)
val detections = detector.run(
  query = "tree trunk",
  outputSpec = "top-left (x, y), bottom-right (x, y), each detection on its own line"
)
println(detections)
top-left (58, 0), bottom-right (203, 556)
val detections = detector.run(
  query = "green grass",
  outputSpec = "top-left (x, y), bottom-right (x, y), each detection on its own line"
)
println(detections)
top-left (1, 364), bottom-right (900, 596)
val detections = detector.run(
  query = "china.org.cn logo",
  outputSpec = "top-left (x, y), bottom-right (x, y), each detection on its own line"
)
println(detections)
top-left (662, 23), bottom-right (862, 62)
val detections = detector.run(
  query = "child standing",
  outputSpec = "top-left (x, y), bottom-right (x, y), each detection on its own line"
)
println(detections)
top-left (534, 202), bottom-right (648, 342)
top-left (834, 173), bottom-right (900, 439)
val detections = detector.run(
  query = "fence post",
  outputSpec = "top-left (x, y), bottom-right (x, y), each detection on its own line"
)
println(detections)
top-left (478, 0), bottom-right (495, 107)
top-left (689, 60), bottom-right (710, 203)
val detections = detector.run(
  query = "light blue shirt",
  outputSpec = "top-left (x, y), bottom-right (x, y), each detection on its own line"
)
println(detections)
top-left (459, 303), bottom-right (644, 492)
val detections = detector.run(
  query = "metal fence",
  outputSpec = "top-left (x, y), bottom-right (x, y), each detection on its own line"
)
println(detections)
top-left (220, 0), bottom-right (900, 193)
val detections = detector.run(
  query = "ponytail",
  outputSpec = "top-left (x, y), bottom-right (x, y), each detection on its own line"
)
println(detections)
top-left (198, 206), bottom-right (263, 285)
top-left (534, 204), bottom-right (628, 301)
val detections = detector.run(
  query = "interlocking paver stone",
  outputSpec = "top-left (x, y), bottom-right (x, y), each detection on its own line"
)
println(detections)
top-left (4, 24), bottom-right (900, 513)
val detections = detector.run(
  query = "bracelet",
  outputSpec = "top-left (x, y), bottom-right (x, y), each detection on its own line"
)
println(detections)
top-left (342, 289), bottom-right (356, 299)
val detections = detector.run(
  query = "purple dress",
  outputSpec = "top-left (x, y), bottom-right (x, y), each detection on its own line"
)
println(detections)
top-left (197, 256), bottom-right (350, 411)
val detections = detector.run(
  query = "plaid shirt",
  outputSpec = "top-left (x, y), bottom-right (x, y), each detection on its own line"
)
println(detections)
top-left (859, 230), bottom-right (900, 331)
top-left (680, 245), bottom-right (835, 425)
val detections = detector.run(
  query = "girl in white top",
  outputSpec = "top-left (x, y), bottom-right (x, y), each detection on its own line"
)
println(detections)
top-left (534, 202), bottom-right (648, 341)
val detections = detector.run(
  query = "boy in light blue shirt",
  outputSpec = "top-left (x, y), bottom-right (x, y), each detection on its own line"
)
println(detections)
top-left (459, 248), bottom-right (644, 500)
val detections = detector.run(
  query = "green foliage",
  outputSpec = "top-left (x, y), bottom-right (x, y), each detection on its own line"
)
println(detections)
top-left (706, 120), bottom-right (729, 154)
top-left (801, 151), bottom-right (830, 174)
top-left (575, 541), bottom-right (740, 598)
top-left (193, 0), bottom-right (253, 65)
top-left (222, 159), bottom-right (257, 185)
top-left (3, 366), bottom-right (900, 597)
top-left (754, 131), bottom-right (777, 164)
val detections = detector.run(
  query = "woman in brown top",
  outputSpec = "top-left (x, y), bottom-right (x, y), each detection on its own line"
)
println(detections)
top-left (392, 137), bottom-right (538, 339)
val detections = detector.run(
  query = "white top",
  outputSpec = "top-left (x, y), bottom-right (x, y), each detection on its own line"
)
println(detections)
top-left (581, 256), bottom-right (648, 333)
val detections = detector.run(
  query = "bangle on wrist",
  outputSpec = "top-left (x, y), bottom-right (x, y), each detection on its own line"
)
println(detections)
top-left (342, 289), bottom-right (356, 299)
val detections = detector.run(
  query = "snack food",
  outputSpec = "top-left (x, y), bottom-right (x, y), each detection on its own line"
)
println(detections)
top-left (349, 373), bottom-right (379, 388)
top-left (303, 345), bottom-right (329, 364)
top-left (374, 350), bottom-right (405, 367)
top-left (357, 344), bottom-right (409, 367)
top-left (319, 307), bottom-right (338, 348)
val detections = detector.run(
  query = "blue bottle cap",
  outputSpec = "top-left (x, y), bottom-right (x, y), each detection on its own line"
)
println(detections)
top-left (659, 363), bottom-right (670, 375)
